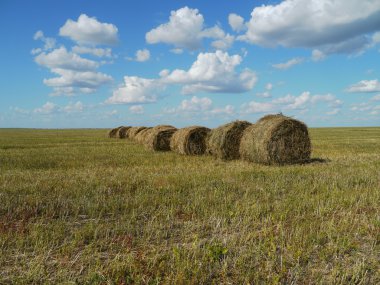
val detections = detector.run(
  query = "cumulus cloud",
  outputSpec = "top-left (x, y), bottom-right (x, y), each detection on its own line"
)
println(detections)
top-left (43, 68), bottom-right (112, 96)
top-left (146, 6), bottom-right (233, 50)
top-left (228, 13), bottom-right (245, 32)
top-left (72, 46), bottom-right (112, 57)
top-left (33, 102), bottom-right (59, 114)
top-left (161, 50), bottom-right (257, 94)
top-left (272, 58), bottom-right (304, 70)
top-left (239, 0), bottom-right (380, 54)
top-left (242, 91), bottom-right (342, 114)
top-left (351, 102), bottom-right (380, 115)
top-left (165, 96), bottom-right (235, 117)
top-left (35, 46), bottom-right (99, 71)
top-left (347, 79), bottom-right (380, 93)
top-left (256, 82), bottom-right (273, 98)
top-left (34, 45), bottom-right (112, 96)
top-left (106, 76), bottom-right (163, 104)
top-left (63, 101), bottom-right (84, 113)
top-left (32, 101), bottom-right (85, 115)
top-left (178, 96), bottom-right (212, 112)
top-left (129, 105), bottom-right (144, 114)
top-left (59, 14), bottom-right (118, 45)
top-left (135, 49), bottom-right (150, 62)
top-left (32, 30), bottom-right (56, 53)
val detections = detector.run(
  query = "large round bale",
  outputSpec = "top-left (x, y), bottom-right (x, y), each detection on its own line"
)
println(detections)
top-left (135, 127), bottom-right (153, 144)
top-left (239, 114), bottom-right (311, 165)
top-left (117, 126), bottom-right (131, 139)
top-left (127, 127), bottom-right (147, 140)
top-left (206, 120), bottom-right (252, 160)
top-left (108, 126), bottom-right (123, 138)
top-left (144, 125), bottom-right (177, 151)
top-left (170, 126), bottom-right (211, 155)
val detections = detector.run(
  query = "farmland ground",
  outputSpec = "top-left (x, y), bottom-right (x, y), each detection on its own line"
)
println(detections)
top-left (0, 128), bottom-right (379, 284)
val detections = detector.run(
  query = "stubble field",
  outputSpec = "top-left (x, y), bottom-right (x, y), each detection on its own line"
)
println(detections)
top-left (0, 128), bottom-right (379, 284)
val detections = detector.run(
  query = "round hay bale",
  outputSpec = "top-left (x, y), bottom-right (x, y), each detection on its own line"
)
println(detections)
top-left (127, 127), bottom-right (148, 140)
top-left (144, 125), bottom-right (177, 151)
top-left (108, 126), bottom-right (123, 138)
top-left (239, 114), bottom-right (311, 165)
top-left (206, 120), bottom-right (252, 160)
top-left (135, 127), bottom-right (153, 144)
top-left (170, 126), bottom-right (211, 155)
top-left (117, 126), bottom-right (132, 139)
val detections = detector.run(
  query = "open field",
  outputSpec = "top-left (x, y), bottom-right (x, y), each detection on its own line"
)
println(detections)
top-left (0, 128), bottom-right (379, 284)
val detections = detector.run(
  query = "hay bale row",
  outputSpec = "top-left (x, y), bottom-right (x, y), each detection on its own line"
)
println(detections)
top-left (107, 114), bottom-right (312, 164)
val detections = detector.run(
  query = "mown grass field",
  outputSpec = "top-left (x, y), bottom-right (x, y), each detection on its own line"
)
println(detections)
top-left (0, 128), bottom-right (379, 284)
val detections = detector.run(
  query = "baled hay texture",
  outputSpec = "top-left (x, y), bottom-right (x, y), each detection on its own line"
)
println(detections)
top-left (206, 120), bottom-right (252, 160)
top-left (126, 127), bottom-right (148, 140)
top-left (239, 114), bottom-right (311, 165)
top-left (135, 127), bottom-right (153, 144)
top-left (108, 126), bottom-right (123, 138)
top-left (144, 125), bottom-right (177, 151)
top-left (117, 126), bottom-right (132, 139)
top-left (170, 126), bottom-right (211, 155)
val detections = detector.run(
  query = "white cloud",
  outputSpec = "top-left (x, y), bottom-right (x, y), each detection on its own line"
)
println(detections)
top-left (272, 58), bottom-right (304, 70)
top-left (162, 50), bottom-right (257, 94)
top-left (43, 68), bottom-right (112, 96)
top-left (211, 34), bottom-right (235, 50)
top-left (63, 101), bottom-right (84, 113)
top-left (135, 49), bottom-right (150, 62)
top-left (228, 13), bottom-right (245, 32)
top-left (371, 94), bottom-right (380, 101)
top-left (32, 30), bottom-right (56, 53)
top-left (129, 105), bottom-right (144, 114)
top-left (239, 0), bottom-right (380, 54)
top-left (35, 46), bottom-right (99, 71)
top-left (33, 102), bottom-right (59, 114)
top-left (312, 49), bottom-right (327, 61)
top-left (146, 6), bottom-right (232, 50)
top-left (242, 91), bottom-right (342, 114)
top-left (241, 101), bottom-right (275, 114)
top-left (178, 96), bottom-right (212, 112)
top-left (351, 102), bottom-right (380, 115)
top-left (347, 79), bottom-right (380, 93)
top-left (210, 105), bottom-right (235, 115)
top-left (170, 48), bottom-right (184, 54)
top-left (165, 96), bottom-right (235, 116)
top-left (256, 83), bottom-right (274, 98)
top-left (59, 14), bottom-right (118, 45)
top-left (106, 76), bottom-right (163, 104)
top-left (72, 46), bottom-right (112, 58)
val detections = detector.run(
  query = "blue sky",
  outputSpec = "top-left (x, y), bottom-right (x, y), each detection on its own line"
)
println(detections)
top-left (1, 0), bottom-right (380, 128)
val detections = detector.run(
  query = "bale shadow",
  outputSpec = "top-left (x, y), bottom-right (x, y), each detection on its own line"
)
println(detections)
top-left (300, 157), bottom-right (331, 165)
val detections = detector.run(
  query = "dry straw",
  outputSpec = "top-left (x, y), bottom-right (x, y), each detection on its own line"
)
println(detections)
top-left (127, 127), bottom-right (148, 140)
top-left (108, 126), bottom-right (123, 138)
top-left (207, 120), bottom-right (252, 160)
top-left (144, 125), bottom-right (177, 151)
top-left (239, 114), bottom-right (311, 164)
top-left (170, 126), bottom-right (211, 155)
top-left (117, 126), bottom-right (131, 139)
